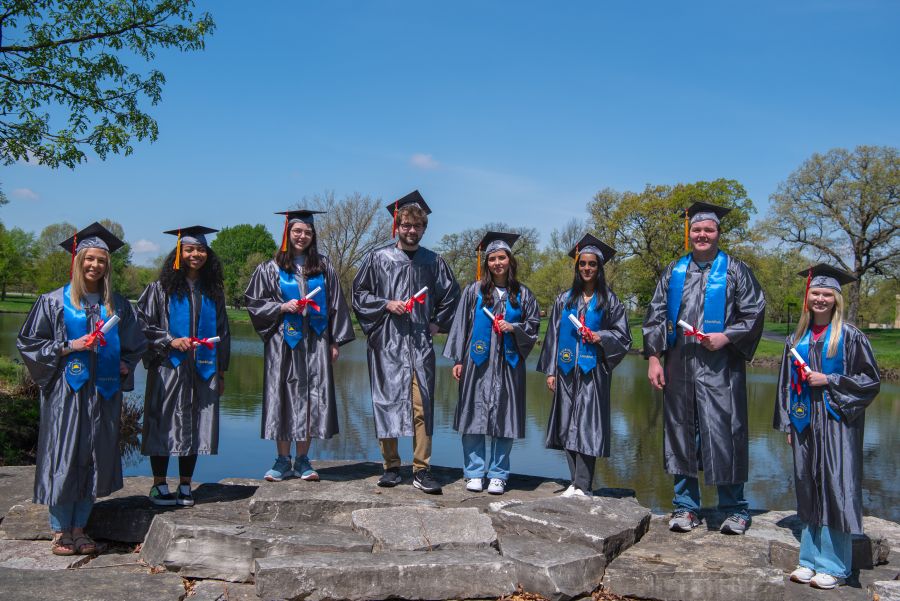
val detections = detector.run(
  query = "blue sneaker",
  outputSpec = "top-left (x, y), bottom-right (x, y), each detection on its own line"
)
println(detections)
top-left (294, 455), bottom-right (319, 481)
top-left (264, 455), bottom-right (293, 482)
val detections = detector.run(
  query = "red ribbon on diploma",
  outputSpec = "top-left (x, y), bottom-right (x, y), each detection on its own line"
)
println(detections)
top-left (791, 359), bottom-right (808, 395)
top-left (404, 291), bottom-right (426, 313)
top-left (491, 312), bottom-right (504, 335)
top-left (684, 328), bottom-right (708, 342)
top-left (577, 314), bottom-right (592, 343)
top-left (295, 298), bottom-right (321, 313)
top-left (85, 319), bottom-right (107, 348)
top-left (190, 337), bottom-right (216, 349)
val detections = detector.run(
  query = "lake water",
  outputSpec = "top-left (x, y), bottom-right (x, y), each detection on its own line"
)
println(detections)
top-left (2, 312), bottom-right (898, 521)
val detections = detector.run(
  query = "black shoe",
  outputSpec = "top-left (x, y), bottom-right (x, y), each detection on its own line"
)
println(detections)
top-left (377, 468), bottom-right (402, 488)
top-left (176, 483), bottom-right (194, 507)
top-left (413, 469), bottom-right (442, 494)
top-left (149, 483), bottom-right (177, 506)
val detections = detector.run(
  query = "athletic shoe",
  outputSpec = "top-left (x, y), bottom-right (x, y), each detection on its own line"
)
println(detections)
top-left (294, 455), bottom-right (319, 481)
top-left (487, 478), bottom-right (506, 495)
top-left (668, 509), bottom-right (701, 532)
top-left (720, 513), bottom-right (750, 535)
top-left (412, 469), bottom-right (442, 494)
top-left (264, 456), bottom-right (293, 482)
top-left (377, 468), bottom-right (402, 488)
top-left (149, 483), bottom-right (176, 506)
top-left (789, 566), bottom-right (815, 584)
top-left (176, 483), bottom-right (194, 507)
top-left (465, 477), bottom-right (483, 492)
top-left (810, 573), bottom-right (845, 589)
top-left (560, 484), bottom-right (577, 498)
top-left (570, 487), bottom-right (593, 498)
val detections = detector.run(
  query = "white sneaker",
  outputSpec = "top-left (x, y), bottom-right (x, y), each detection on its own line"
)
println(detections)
top-left (789, 566), bottom-right (815, 584)
top-left (810, 573), bottom-right (845, 589)
top-left (570, 487), bottom-right (593, 498)
top-left (560, 484), bottom-right (577, 498)
top-left (487, 478), bottom-right (506, 495)
top-left (465, 477), bottom-right (483, 492)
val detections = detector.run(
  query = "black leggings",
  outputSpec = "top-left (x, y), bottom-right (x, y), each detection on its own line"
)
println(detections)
top-left (150, 455), bottom-right (198, 480)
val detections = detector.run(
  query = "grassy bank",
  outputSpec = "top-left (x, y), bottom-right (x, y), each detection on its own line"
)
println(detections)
top-left (0, 294), bottom-right (38, 314)
top-left (0, 356), bottom-right (39, 466)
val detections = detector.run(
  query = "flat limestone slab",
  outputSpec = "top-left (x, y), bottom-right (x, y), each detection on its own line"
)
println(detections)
top-left (499, 533), bottom-right (605, 601)
top-left (602, 515), bottom-right (784, 601)
top-left (0, 538), bottom-right (90, 569)
top-left (871, 580), bottom-right (900, 601)
top-left (254, 549), bottom-right (517, 601)
top-left (141, 512), bottom-right (373, 582)
top-left (0, 466), bottom-right (34, 521)
top-left (488, 495), bottom-right (651, 562)
top-left (351, 506), bottom-right (496, 551)
top-left (0, 565), bottom-right (186, 601)
top-left (190, 580), bottom-right (260, 601)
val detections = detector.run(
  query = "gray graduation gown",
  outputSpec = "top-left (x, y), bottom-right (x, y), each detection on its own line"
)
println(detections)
top-left (351, 244), bottom-right (460, 438)
top-left (16, 288), bottom-right (147, 505)
top-left (137, 281), bottom-right (231, 456)
top-left (642, 257), bottom-right (766, 485)
top-left (443, 283), bottom-right (540, 439)
top-left (245, 258), bottom-right (355, 441)
top-left (537, 291), bottom-right (632, 457)
top-left (774, 325), bottom-right (880, 534)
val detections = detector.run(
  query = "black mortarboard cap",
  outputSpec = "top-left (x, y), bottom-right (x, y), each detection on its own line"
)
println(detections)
top-left (798, 263), bottom-right (857, 292)
top-left (163, 225), bottom-right (218, 247)
top-left (476, 231), bottom-right (521, 254)
top-left (58, 222), bottom-right (125, 254)
top-left (385, 190), bottom-right (432, 216)
top-left (569, 234), bottom-right (616, 264)
top-left (275, 209), bottom-right (326, 225)
top-left (681, 201), bottom-right (732, 225)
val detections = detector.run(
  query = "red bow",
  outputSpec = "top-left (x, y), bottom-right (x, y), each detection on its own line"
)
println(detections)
top-left (491, 312), bottom-right (504, 334)
top-left (191, 337), bottom-right (216, 349)
top-left (684, 327), bottom-right (708, 342)
top-left (577, 314), bottom-right (592, 343)
top-left (85, 319), bottom-right (107, 348)
top-left (791, 359), bottom-right (808, 395)
top-left (404, 292), bottom-right (426, 313)
top-left (295, 298), bottom-right (321, 313)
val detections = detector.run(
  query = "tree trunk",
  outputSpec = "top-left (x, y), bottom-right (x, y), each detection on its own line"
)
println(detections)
top-left (846, 281), bottom-right (860, 326)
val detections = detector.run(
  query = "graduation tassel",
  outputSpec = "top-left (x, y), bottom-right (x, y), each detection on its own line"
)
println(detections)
top-left (280, 215), bottom-right (289, 253)
top-left (173, 229), bottom-right (182, 270)
top-left (802, 267), bottom-right (812, 314)
top-left (391, 200), bottom-right (398, 238)
top-left (684, 208), bottom-right (690, 252)
top-left (574, 244), bottom-right (579, 268)
top-left (69, 231), bottom-right (77, 279)
top-left (476, 245), bottom-right (482, 281)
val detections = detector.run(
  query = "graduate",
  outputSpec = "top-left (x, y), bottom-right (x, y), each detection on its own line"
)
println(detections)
top-left (16, 223), bottom-right (147, 556)
top-left (537, 234), bottom-right (632, 497)
top-left (137, 226), bottom-right (230, 506)
top-left (244, 210), bottom-right (355, 481)
top-left (775, 265), bottom-right (880, 590)
top-left (443, 232), bottom-right (540, 495)
top-left (352, 191), bottom-right (460, 494)
top-left (642, 202), bottom-right (766, 534)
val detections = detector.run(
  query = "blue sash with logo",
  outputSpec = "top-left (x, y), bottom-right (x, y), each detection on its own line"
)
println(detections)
top-left (469, 291), bottom-right (523, 367)
top-left (556, 293), bottom-right (603, 375)
top-left (279, 269), bottom-right (327, 349)
top-left (168, 291), bottom-right (217, 381)
top-left (666, 251), bottom-right (728, 347)
top-left (789, 325), bottom-right (844, 433)
top-left (62, 284), bottom-right (121, 399)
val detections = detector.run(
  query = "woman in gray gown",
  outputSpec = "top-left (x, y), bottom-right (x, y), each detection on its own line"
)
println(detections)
top-left (444, 232), bottom-right (540, 495)
top-left (537, 234), bottom-right (632, 497)
top-left (775, 264), bottom-right (880, 590)
top-left (16, 223), bottom-right (147, 556)
top-left (244, 210), bottom-right (355, 481)
top-left (137, 226), bottom-right (230, 507)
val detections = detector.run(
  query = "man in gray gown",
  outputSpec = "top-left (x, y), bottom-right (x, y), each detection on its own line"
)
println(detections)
top-left (352, 191), bottom-right (460, 493)
top-left (643, 202), bottom-right (766, 534)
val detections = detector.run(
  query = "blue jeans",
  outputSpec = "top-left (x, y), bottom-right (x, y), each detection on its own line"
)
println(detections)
top-left (673, 475), bottom-right (749, 519)
top-left (799, 524), bottom-right (852, 578)
top-left (462, 434), bottom-right (514, 481)
top-left (49, 498), bottom-right (94, 531)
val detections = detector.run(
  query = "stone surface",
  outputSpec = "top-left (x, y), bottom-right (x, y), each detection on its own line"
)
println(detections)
top-left (872, 579), bottom-right (900, 601)
top-left (0, 538), bottom-right (90, 569)
top-left (488, 495), bottom-right (651, 562)
top-left (351, 506), bottom-right (496, 551)
top-left (254, 550), bottom-right (517, 601)
top-left (602, 515), bottom-right (784, 601)
top-left (0, 466), bottom-right (34, 521)
top-left (499, 533), bottom-right (605, 601)
top-left (190, 580), bottom-right (260, 601)
top-left (0, 565), bottom-right (187, 600)
top-left (141, 512), bottom-right (372, 582)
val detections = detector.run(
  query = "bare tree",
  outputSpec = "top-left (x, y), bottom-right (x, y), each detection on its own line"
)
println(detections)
top-left (764, 146), bottom-right (899, 324)
top-left (435, 222), bottom-right (541, 285)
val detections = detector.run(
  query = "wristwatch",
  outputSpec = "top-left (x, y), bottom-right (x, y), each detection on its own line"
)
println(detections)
top-left (63, 340), bottom-right (70, 349)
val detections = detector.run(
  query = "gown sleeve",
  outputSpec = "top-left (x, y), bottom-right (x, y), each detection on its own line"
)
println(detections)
top-left (722, 261), bottom-right (767, 361)
top-left (536, 294), bottom-right (563, 375)
top-left (215, 294), bottom-right (231, 373)
top-left (325, 260), bottom-right (356, 347)
top-left (116, 294), bottom-right (149, 392)
top-left (15, 293), bottom-right (64, 391)
top-left (244, 262), bottom-right (284, 341)
top-left (137, 282), bottom-right (173, 364)
top-left (351, 252), bottom-right (389, 336)
top-left (773, 336), bottom-right (793, 433)
top-left (443, 284), bottom-right (476, 365)
top-left (510, 286), bottom-right (540, 360)
top-left (598, 291), bottom-right (632, 371)
top-left (642, 264), bottom-right (673, 358)
top-left (431, 255), bottom-right (461, 333)
top-left (826, 326), bottom-right (880, 423)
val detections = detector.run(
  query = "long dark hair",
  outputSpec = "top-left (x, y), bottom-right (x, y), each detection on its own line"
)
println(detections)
top-left (565, 254), bottom-right (609, 310)
top-left (479, 250), bottom-right (521, 308)
top-left (274, 221), bottom-right (324, 276)
top-left (159, 246), bottom-right (225, 303)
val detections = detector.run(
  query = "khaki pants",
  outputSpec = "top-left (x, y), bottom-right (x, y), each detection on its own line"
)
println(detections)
top-left (379, 373), bottom-right (431, 472)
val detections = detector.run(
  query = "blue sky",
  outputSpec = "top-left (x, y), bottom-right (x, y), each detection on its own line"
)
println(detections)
top-left (2, 1), bottom-right (899, 264)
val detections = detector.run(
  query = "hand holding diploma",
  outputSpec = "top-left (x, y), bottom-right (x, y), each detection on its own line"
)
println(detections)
top-left (482, 306), bottom-right (503, 334)
top-left (568, 313), bottom-right (594, 343)
top-left (191, 336), bottom-right (221, 349)
top-left (678, 319), bottom-right (707, 341)
top-left (297, 286), bottom-right (322, 315)
top-left (86, 314), bottom-right (120, 349)
top-left (404, 286), bottom-right (428, 313)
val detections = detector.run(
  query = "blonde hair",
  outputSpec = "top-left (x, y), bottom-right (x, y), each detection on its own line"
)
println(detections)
top-left (69, 248), bottom-right (115, 315)
top-left (791, 288), bottom-right (844, 359)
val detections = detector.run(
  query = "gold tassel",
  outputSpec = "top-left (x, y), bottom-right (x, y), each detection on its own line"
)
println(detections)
top-left (574, 244), bottom-right (579, 267)
top-left (391, 200), bottom-right (399, 238)
top-left (280, 216), bottom-right (289, 252)
top-left (684, 209), bottom-right (689, 252)
top-left (174, 229), bottom-right (182, 270)
top-left (476, 246), bottom-right (482, 281)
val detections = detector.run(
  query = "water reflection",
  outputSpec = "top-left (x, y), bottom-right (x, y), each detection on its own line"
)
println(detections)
top-left (1, 313), bottom-right (897, 521)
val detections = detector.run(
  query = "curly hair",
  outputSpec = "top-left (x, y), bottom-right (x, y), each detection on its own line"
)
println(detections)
top-left (478, 249), bottom-right (521, 308)
top-left (158, 246), bottom-right (225, 303)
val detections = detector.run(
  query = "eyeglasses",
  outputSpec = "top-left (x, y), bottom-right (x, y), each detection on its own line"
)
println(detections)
top-left (291, 229), bottom-right (314, 238)
top-left (398, 223), bottom-right (425, 231)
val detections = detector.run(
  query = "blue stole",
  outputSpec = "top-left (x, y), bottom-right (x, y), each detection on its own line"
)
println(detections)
top-left (469, 291), bottom-right (523, 367)
top-left (168, 291), bottom-right (217, 381)
top-left (279, 269), bottom-right (327, 349)
top-left (789, 325), bottom-right (844, 433)
top-left (62, 284), bottom-right (121, 399)
top-left (666, 251), bottom-right (729, 347)
top-left (556, 293), bottom-right (603, 375)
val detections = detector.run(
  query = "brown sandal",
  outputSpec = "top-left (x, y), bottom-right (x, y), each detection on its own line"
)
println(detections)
top-left (73, 534), bottom-right (97, 555)
top-left (51, 532), bottom-right (76, 556)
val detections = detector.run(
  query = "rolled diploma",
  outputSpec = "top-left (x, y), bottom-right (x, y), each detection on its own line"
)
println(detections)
top-left (567, 313), bottom-right (584, 330)
top-left (100, 314), bottom-right (120, 334)
top-left (677, 319), bottom-right (701, 335)
top-left (412, 286), bottom-right (428, 299)
top-left (302, 285), bottom-right (322, 316)
top-left (790, 347), bottom-right (812, 375)
top-left (205, 336), bottom-right (221, 344)
top-left (482, 306), bottom-right (496, 321)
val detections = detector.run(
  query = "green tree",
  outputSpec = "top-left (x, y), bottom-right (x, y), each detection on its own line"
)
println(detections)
top-left (33, 251), bottom-right (69, 293)
top-left (99, 219), bottom-right (133, 296)
top-left (739, 247), bottom-right (809, 325)
top-left (211, 224), bottom-right (275, 307)
top-left (35, 222), bottom-right (77, 257)
top-left (435, 222), bottom-right (541, 286)
top-left (0, 1), bottom-right (214, 168)
top-left (0, 224), bottom-right (38, 299)
top-left (763, 146), bottom-right (899, 324)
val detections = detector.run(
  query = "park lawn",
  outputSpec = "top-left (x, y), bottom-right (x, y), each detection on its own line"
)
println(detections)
top-left (0, 294), bottom-right (37, 314)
